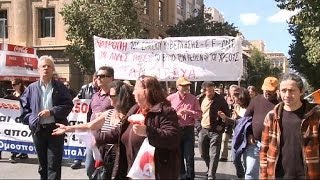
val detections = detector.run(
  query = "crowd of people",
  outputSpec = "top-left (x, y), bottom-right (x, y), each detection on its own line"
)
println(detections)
top-left (1, 55), bottom-right (319, 180)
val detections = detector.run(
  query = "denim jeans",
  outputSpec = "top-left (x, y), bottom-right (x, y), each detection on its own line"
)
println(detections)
top-left (243, 141), bottom-right (261, 179)
top-left (233, 153), bottom-right (245, 178)
top-left (85, 147), bottom-right (95, 179)
top-left (198, 128), bottom-right (222, 180)
top-left (180, 126), bottom-right (195, 179)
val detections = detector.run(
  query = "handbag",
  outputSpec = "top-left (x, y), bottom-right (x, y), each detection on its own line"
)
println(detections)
top-left (127, 138), bottom-right (155, 179)
top-left (91, 166), bottom-right (107, 180)
top-left (91, 145), bottom-right (115, 180)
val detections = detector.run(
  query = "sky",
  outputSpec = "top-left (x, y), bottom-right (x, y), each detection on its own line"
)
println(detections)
top-left (204, 0), bottom-right (299, 56)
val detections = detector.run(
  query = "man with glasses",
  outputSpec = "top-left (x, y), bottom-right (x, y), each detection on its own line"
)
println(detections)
top-left (243, 77), bottom-right (279, 179)
top-left (85, 66), bottom-right (114, 179)
top-left (167, 77), bottom-right (202, 179)
top-left (20, 56), bottom-right (73, 179)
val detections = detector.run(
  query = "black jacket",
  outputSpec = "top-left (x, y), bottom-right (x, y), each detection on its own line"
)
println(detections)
top-left (95, 103), bottom-right (181, 179)
top-left (195, 93), bottom-right (231, 134)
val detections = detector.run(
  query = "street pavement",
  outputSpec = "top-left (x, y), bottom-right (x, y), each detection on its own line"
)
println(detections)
top-left (0, 137), bottom-right (237, 179)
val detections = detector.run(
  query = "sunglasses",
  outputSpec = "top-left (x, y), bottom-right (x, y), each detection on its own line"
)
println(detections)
top-left (109, 94), bottom-right (117, 98)
top-left (138, 75), bottom-right (146, 89)
top-left (97, 74), bottom-right (112, 79)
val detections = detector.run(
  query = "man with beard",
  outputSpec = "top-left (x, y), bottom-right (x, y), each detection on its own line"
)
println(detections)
top-left (243, 77), bottom-right (279, 179)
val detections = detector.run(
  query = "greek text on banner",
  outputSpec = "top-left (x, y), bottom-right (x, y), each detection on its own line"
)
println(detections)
top-left (0, 98), bottom-right (92, 159)
top-left (94, 36), bottom-right (243, 81)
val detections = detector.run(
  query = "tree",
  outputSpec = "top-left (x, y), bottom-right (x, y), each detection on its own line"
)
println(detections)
top-left (287, 24), bottom-right (320, 89)
top-left (60, 0), bottom-right (142, 73)
top-left (275, 0), bottom-right (320, 64)
top-left (166, 8), bottom-right (239, 37)
top-left (247, 48), bottom-right (282, 90)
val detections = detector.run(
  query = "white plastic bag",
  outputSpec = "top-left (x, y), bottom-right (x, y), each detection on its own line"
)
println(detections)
top-left (75, 130), bottom-right (102, 161)
top-left (127, 138), bottom-right (155, 179)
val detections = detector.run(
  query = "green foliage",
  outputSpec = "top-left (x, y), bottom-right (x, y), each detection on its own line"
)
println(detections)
top-left (275, 0), bottom-right (320, 64)
top-left (166, 8), bottom-right (239, 37)
top-left (60, 0), bottom-right (142, 73)
top-left (247, 49), bottom-right (282, 89)
top-left (287, 24), bottom-right (320, 89)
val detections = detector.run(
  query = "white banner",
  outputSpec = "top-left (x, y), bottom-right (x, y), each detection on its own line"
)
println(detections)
top-left (0, 98), bottom-right (92, 159)
top-left (94, 36), bottom-right (243, 81)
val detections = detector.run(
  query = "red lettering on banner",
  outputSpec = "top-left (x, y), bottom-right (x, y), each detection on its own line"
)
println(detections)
top-left (72, 102), bottom-right (89, 114)
top-left (110, 52), bottom-right (127, 61)
top-left (5, 55), bottom-right (38, 70)
top-left (96, 39), bottom-right (128, 51)
top-left (0, 103), bottom-right (20, 110)
top-left (100, 51), bottom-right (109, 59)
top-left (7, 44), bottom-right (35, 54)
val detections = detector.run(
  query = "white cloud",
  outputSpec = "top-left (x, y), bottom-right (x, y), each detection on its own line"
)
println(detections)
top-left (267, 9), bottom-right (300, 23)
top-left (239, 13), bottom-right (260, 26)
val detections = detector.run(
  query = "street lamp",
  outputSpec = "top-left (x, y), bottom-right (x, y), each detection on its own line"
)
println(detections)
top-left (0, 18), bottom-right (6, 50)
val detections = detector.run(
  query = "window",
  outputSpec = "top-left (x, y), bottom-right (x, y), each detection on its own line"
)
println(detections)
top-left (39, 8), bottom-right (55, 38)
top-left (0, 10), bottom-right (8, 38)
top-left (159, 1), bottom-right (163, 21)
top-left (143, 0), bottom-right (149, 14)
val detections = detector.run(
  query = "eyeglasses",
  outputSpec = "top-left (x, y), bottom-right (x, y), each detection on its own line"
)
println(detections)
top-left (97, 74), bottom-right (112, 79)
top-left (12, 83), bottom-right (18, 86)
top-left (109, 94), bottom-right (117, 98)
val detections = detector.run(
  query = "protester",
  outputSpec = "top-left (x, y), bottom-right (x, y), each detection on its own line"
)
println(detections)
top-left (63, 81), bottom-right (77, 99)
top-left (195, 81), bottom-right (231, 180)
top-left (52, 80), bottom-right (136, 179)
top-left (167, 86), bottom-right (177, 95)
top-left (84, 66), bottom-right (114, 178)
top-left (218, 87), bottom-right (251, 178)
top-left (3, 78), bottom-right (28, 163)
top-left (247, 86), bottom-right (258, 99)
top-left (93, 75), bottom-right (181, 179)
top-left (167, 77), bottom-right (202, 179)
top-left (243, 77), bottom-right (279, 179)
top-left (260, 73), bottom-right (320, 179)
top-left (220, 84), bottom-right (239, 162)
top-left (70, 72), bottom-right (98, 170)
top-left (74, 72), bottom-right (98, 102)
top-left (20, 55), bottom-right (73, 179)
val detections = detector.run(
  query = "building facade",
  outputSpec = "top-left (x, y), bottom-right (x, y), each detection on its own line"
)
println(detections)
top-left (265, 52), bottom-right (289, 73)
top-left (204, 7), bottom-right (224, 23)
top-left (249, 40), bottom-right (265, 52)
top-left (176, 0), bottom-right (203, 23)
top-left (139, 0), bottom-right (176, 38)
top-left (0, 0), bottom-right (176, 90)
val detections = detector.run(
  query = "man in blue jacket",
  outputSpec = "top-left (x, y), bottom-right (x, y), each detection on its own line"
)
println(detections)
top-left (20, 55), bottom-right (73, 179)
